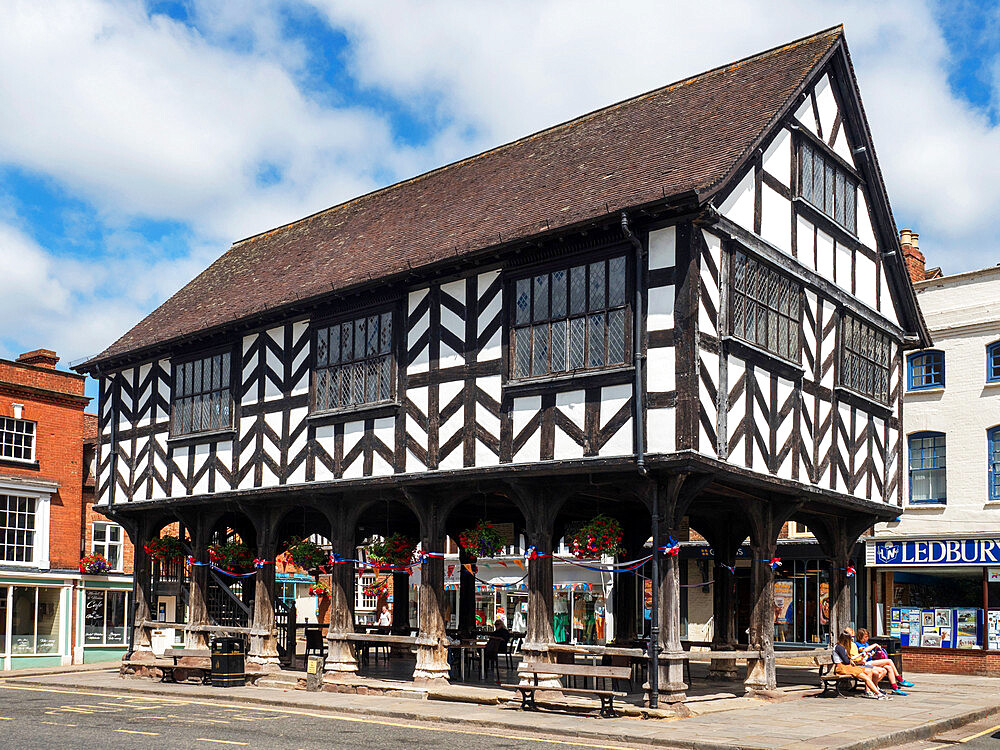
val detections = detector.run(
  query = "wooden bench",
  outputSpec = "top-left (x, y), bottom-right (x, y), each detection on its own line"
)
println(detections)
top-left (814, 651), bottom-right (857, 697)
top-left (162, 648), bottom-right (212, 684)
top-left (502, 661), bottom-right (630, 718)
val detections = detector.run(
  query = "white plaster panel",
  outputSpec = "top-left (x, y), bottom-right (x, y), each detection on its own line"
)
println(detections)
top-left (796, 216), bottom-right (815, 271)
top-left (264, 346), bottom-right (283, 401)
top-left (137, 363), bottom-right (152, 427)
top-left (855, 252), bottom-right (877, 309)
top-left (794, 97), bottom-right (818, 135)
top-left (512, 396), bottom-right (541, 435)
top-left (475, 439), bottom-right (500, 467)
top-left (342, 420), bottom-right (364, 459)
top-left (192, 443), bottom-right (210, 495)
top-left (477, 375), bottom-right (501, 402)
top-left (408, 288), bottom-right (428, 314)
top-left (215, 441), bottom-right (234, 490)
top-left (476, 404), bottom-right (500, 440)
top-left (760, 184), bottom-right (792, 255)
top-left (408, 385), bottom-right (429, 417)
top-left (647, 346), bottom-right (675, 392)
top-left (648, 226), bottom-right (676, 270)
top-left (439, 380), bottom-right (464, 411)
top-left (513, 430), bottom-right (540, 464)
top-left (718, 170), bottom-right (755, 232)
top-left (816, 229), bottom-right (834, 281)
top-left (856, 191), bottom-right (877, 250)
top-left (599, 384), bottom-right (632, 456)
top-left (553, 425), bottom-right (583, 461)
top-left (776, 377), bottom-right (794, 479)
top-left (727, 356), bottom-right (748, 469)
top-left (648, 285), bottom-right (674, 331)
top-left (646, 406), bottom-right (675, 454)
top-left (814, 75), bottom-right (837, 138)
top-left (600, 415), bottom-right (632, 457)
top-left (878, 269), bottom-right (899, 325)
top-left (832, 126), bottom-right (853, 163)
top-left (835, 241), bottom-right (853, 291)
top-left (762, 128), bottom-right (791, 186)
top-left (556, 390), bottom-right (586, 429)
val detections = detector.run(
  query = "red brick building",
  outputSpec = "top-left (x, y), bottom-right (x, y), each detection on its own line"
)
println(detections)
top-left (0, 349), bottom-right (132, 668)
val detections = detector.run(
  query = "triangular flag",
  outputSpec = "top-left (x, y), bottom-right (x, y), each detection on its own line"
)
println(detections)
top-left (514, 559), bottom-right (525, 570)
top-left (463, 563), bottom-right (475, 575)
top-left (498, 561), bottom-right (507, 567)
top-left (447, 565), bottom-right (455, 577)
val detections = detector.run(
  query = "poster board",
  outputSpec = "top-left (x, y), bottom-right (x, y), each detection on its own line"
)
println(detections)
top-left (954, 608), bottom-right (981, 649)
top-left (988, 610), bottom-right (1000, 651)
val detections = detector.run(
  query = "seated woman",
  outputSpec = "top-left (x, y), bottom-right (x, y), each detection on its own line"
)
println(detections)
top-left (483, 617), bottom-right (511, 680)
top-left (855, 628), bottom-right (913, 694)
top-left (833, 630), bottom-right (889, 700)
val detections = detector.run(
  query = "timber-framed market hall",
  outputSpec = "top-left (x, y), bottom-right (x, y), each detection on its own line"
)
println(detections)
top-left (77, 27), bottom-right (929, 706)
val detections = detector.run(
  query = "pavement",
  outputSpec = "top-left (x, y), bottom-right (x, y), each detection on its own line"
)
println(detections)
top-left (1, 665), bottom-right (998, 750)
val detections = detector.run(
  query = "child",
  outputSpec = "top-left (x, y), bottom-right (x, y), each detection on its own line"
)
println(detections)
top-left (855, 627), bottom-right (913, 694)
top-left (834, 630), bottom-right (888, 700)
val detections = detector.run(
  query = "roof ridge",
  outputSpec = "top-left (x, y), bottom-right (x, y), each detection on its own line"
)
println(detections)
top-left (231, 25), bottom-right (843, 249)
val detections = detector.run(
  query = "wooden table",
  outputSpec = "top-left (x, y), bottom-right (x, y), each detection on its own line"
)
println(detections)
top-left (450, 641), bottom-right (487, 681)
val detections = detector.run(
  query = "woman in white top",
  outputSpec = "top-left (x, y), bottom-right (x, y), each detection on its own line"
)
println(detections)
top-left (377, 605), bottom-right (391, 627)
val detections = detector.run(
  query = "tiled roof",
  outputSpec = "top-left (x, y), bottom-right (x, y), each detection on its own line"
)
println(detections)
top-left (83, 412), bottom-right (98, 443)
top-left (86, 27), bottom-right (842, 367)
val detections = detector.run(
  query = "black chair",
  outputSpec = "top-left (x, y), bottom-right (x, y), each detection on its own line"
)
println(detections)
top-left (504, 634), bottom-right (522, 671)
top-left (305, 629), bottom-right (326, 658)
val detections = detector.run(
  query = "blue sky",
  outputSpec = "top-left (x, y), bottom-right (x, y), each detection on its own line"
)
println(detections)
top-left (1, 0), bottom-right (999, 404)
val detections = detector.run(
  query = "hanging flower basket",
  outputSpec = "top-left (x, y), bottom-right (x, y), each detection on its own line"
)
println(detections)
top-left (79, 553), bottom-right (112, 575)
top-left (568, 514), bottom-right (624, 559)
top-left (458, 520), bottom-right (504, 559)
top-left (208, 540), bottom-right (253, 571)
top-left (362, 576), bottom-right (391, 599)
top-left (308, 581), bottom-right (331, 598)
top-left (144, 535), bottom-right (186, 563)
top-left (283, 537), bottom-right (327, 571)
top-left (363, 533), bottom-right (416, 570)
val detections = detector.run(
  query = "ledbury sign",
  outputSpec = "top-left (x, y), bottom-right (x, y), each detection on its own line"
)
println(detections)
top-left (870, 538), bottom-right (1000, 567)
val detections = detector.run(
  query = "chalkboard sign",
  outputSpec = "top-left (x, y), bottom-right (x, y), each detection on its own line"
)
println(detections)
top-left (84, 590), bottom-right (105, 644)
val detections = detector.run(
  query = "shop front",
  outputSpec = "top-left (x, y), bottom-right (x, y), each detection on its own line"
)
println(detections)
top-left (867, 536), bottom-right (1000, 676)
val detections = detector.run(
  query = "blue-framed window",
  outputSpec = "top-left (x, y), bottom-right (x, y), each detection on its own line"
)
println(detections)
top-left (908, 432), bottom-right (946, 505)
top-left (907, 350), bottom-right (944, 390)
top-left (987, 341), bottom-right (1000, 383)
top-left (989, 427), bottom-right (1000, 502)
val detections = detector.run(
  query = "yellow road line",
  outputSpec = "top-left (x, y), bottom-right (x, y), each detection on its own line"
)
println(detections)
top-left (115, 729), bottom-right (160, 736)
top-left (197, 740), bottom-right (248, 746)
top-left (40, 721), bottom-right (77, 727)
top-left (0, 683), bottom-right (645, 749)
top-left (959, 723), bottom-right (1000, 742)
top-left (0, 717), bottom-right (12, 720)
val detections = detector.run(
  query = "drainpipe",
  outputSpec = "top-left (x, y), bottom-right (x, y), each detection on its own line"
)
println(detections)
top-left (622, 212), bottom-right (657, 706)
top-left (620, 213), bottom-right (647, 477)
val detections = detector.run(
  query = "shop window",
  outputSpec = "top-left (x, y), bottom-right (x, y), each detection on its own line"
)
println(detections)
top-left (989, 426), bottom-right (1000, 503)
top-left (772, 559), bottom-right (840, 644)
top-left (798, 138), bottom-right (857, 233)
top-left (509, 255), bottom-right (629, 380)
top-left (840, 315), bottom-right (891, 404)
top-left (0, 417), bottom-right (35, 461)
top-left (171, 351), bottom-right (232, 436)
top-left (730, 251), bottom-right (802, 362)
top-left (908, 432), bottom-right (946, 505)
top-left (92, 522), bottom-right (124, 572)
top-left (356, 574), bottom-right (379, 612)
top-left (313, 311), bottom-right (394, 411)
top-left (11, 586), bottom-right (60, 655)
top-left (0, 586), bottom-right (6, 653)
top-left (0, 495), bottom-right (35, 563)
top-left (907, 350), bottom-right (944, 391)
top-left (987, 341), bottom-right (1000, 383)
top-left (83, 589), bottom-right (127, 646)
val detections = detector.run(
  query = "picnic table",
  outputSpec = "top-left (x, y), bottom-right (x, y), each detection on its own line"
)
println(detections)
top-left (503, 661), bottom-right (630, 718)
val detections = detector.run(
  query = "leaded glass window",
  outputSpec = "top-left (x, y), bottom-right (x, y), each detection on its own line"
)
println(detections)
top-left (730, 251), bottom-right (801, 362)
top-left (510, 255), bottom-right (628, 379)
top-left (171, 353), bottom-right (232, 435)
top-left (314, 311), bottom-right (394, 411)
top-left (840, 315), bottom-right (891, 404)
top-left (799, 139), bottom-right (857, 233)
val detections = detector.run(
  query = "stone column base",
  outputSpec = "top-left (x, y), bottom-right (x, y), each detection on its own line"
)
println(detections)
top-left (707, 659), bottom-right (738, 681)
top-left (412, 640), bottom-right (450, 683)
top-left (246, 657), bottom-right (282, 673)
top-left (325, 638), bottom-right (358, 674)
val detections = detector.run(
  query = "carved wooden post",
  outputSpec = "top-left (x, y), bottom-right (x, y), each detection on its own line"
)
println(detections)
top-left (412, 497), bottom-right (450, 683)
top-left (325, 502), bottom-right (358, 675)
top-left (655, 516), bottom-right (687, 703)
top-left (185, 516), bottom-right (211, 651)
top-left (741, 499), bottom-right (798, 695)
top-left (812, 515), bottom-right (872, 643)
top-left (458, 546), bottom-right (477, 637)
top-left (694, 517), bottom-right (748, 681)
top-left (128, 516), bottom-right (155, 661)
top-left (247, 511), bottom-right (280, 671)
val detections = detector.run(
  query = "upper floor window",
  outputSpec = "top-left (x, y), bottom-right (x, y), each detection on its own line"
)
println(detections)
top-left (989, 426), bottom-right (1000, 503)
top-left (987, 341), bottom-right (1000, 383)
top-left (799, 139), bottom-right (857, 233)
top-left (92, 522), bottom-right (124, 572)
top-left (510, 256), bottom-right (628, 379)
top-left (0, 495), bottom-right (35, 563)
top-left (730, 251), bottom-right (802, 362)
top-left (908, 432), bottom-right (946, 505)
top-left (840, 315), bottom-right (891, 404)
top-left (314, 312), bottom-right (394, 411)
top-left (171, 352), bottom-right (232, 436)
top-left (0, 417), bottom-right (35, 462)
top-left (907, 350), bottom-right (944, 391)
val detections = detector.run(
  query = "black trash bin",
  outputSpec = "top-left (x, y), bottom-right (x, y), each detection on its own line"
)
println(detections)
top-left (211, 637), bottom-right (245, 687)
top-left (883, 635), bottom-right (902, 675)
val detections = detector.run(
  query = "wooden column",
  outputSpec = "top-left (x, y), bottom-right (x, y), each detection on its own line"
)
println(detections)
top-left (407, 492), bottom-right (450, 684)
top-left (741, 499), bottom-right (798, 695)
top-left (695, 518), bottom-right (748, 681)
top-left (656, 537), bottom-right (687, 702)
top-left (129, 518), bottom-right (154, 660)
top-left (458, 546), bottom-right (477, 637)
top-left (391, 571), bottom-right (410, 634)
top-left (325, 507), bottom-right (359, 675)
top-left (523, 516), bottom-right (559, 688)
top-left (245, 509), bottom-right (279, 670)
top-left (186, 519), bottom-right (211, 651)
top-left (812, 515), bottom-right (873, 643)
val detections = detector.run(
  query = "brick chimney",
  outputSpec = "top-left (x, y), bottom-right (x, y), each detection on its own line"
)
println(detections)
top-left (900, 229), bottom-right (925, 282)
top-left (16, 349), bottom-right (60, 369)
